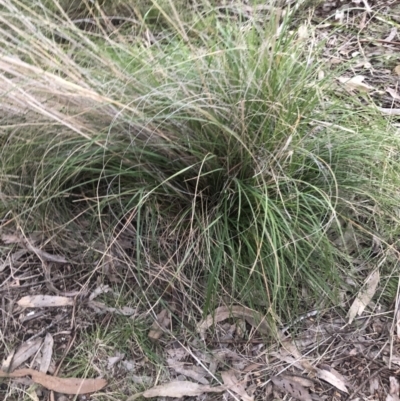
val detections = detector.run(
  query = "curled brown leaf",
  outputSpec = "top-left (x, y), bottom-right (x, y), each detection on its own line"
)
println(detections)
top-left (0, 368), bottom-right (106, 395)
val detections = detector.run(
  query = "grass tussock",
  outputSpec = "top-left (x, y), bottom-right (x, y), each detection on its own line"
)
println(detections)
top-left (1, 0), bottom-right (400, 325)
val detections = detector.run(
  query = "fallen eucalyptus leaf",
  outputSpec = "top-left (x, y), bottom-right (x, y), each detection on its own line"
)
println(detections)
top-left (347, 270), bottom-right (379, 324)
top-left (384, 28), bottom-right (397, 42)
top-left (317, 368), bottom-right (348, 393)
top-left (167, 358), bottom-right (209, 385)
top-left (130, 375), bottom-right (153, 386)
top-left (388, 377), bottom-right (400, 401)
top-left (148, 309), bottom-right (171, 340)
top-left (27, 386), bottom-right (40, 401)
top-left (87, 300), bottom-right (136, 316)
top-left (386, 88), bottom-right (400, 101)
top-left (1, 349), bottom-right (15, 372)
top-left (10, 338), bottom-right (43, 371)
top-left (377, 107), bottom-right (400, 116)
top-left (338, 75), bottom-right (374, 92)
top-left (0, 249), bottom-right (27, 272)
top-left (127, 380), bottom-right (226, 400)
top-left (396, 309), bottom-right (400, 341)
top-left (107, 352), bottom-right (124, 370)
top-left (18, 295), bottom-right (74, 308)
top-left (0, 368), bottom-right (106, 394)
top-left (281, 340), bottom-right (316, 374)
top-left (38, 333), bottom-right (53, 373)
top-left (1, 234), bottom-right (22, 244)
top-left (221, 370), bottom-right (254, 401)
top-left (197, 305), bottom-right (270, 339)
top-left (370, 376), bottom-right (379, 394)
top-left (289, 376), bottom-right (314, 388)
top-left (271, 375), bottom-right (312, 401)
top-left (89, 284), bottom-right (111, 301)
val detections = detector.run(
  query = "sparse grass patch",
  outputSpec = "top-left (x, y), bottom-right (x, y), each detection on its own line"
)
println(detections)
top-left (63, 315), bottom-right (162, 400)
top-left (1, 0), bottom-right (400, 350)
top-left (66, 317), bottom-right (159, 371)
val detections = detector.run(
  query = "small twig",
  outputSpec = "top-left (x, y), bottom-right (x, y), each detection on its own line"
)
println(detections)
top-left (359, 39), bottom-right (400, 45)
top-left (28, 313), bottom-right (68, 341)
top-left (54, 331), bottom-right (77, 377)
top-left (362, 0), bottom-right (372, 13)
top-left (71, 17), bottom-right (139, 25)
top-left (207, 339), bottom-right (267, 344)
top-left (280, 310), bottom-right (319, 333)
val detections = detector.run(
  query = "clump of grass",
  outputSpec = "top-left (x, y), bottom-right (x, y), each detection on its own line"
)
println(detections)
top-left (1, 0), bottom-right (400, 325)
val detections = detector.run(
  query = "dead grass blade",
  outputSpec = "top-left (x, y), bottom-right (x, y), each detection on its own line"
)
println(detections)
top-left (24, 242), bottom-right (68, 263)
